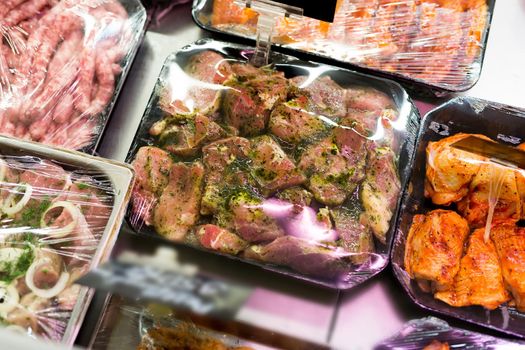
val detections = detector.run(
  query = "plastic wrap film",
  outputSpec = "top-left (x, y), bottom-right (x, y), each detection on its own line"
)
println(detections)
top-left (192, 0), bottom-right (493, 93)
top-left (0, 135), bottom-right (135, 345)
top-left (374, 317), bottom-right (525, 349)
top-left (126, 39), bottom-right (420, 289)
top-left (141, 0), bottom-right (192, 25)
top-left (392, 97), bottom-right (525, 338)
top-left (0, 0), bottom-right (147, 153)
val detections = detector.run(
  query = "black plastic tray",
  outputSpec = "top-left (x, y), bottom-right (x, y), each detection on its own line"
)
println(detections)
top-left (126, 38), bottom-right (420, 289)
top-left (191, 0), bottom-right (496, 96)
top-left (391, 96), bottom-right (525, 338)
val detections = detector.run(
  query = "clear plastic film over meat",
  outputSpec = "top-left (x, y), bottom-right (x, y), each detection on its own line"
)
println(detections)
top-left (392, 97), bottom-right (525, 338)
top-left (0, 0), bottom-right (147, 153)
top-left (192, 0), bottom-right (494, 93)
top-left (374, 317), bottom-right (525, 349)
top-left (0, 136), bottom-right (134, 344)
top-left (126, 39), bottom-right (420, 289)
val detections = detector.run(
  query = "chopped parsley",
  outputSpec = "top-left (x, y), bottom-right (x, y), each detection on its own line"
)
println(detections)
top-left (0, 246), bottom-right (34, 284)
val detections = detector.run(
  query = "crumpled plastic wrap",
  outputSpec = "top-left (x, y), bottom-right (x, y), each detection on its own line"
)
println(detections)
top-left (0, 136), bottom-right (133, 344)
top-left (192, 0), bottom-right (493, 93)
top-left (126, 39), bottom-right (420, 289)
top-left (374, 317), bottom-right (524, 349)
top-left (0, 0), bottom-right (147, 153)
top-left (392, 97), bottom-right (525, 338)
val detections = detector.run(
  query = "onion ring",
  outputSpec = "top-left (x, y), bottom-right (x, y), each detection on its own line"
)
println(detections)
top-left (0, 159), bottom-right (6, 183)
top-left (0, 282), bottom-right (20, 317)
top-left (25, 259), bottom-right (69, 299)
top-left (40, 201), bottom-right (81, 238)
top-left (2, 184), bottom-right (33, 216)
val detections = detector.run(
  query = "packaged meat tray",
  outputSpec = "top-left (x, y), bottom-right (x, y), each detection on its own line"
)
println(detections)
top-left (374, 317), bottom-right (525, 349)
top-left (192, 0), bottom-right (495, 94)
top-left (126, 38), bottom-right (420, 289)
top-left (0, 0), bottom-right (147, 153)
top-left (89, 294), bottom-right (329, 350)
top-left (392, 96), bottom-right (525, 338)
top-left (0, 135), bottom-right (134, 344)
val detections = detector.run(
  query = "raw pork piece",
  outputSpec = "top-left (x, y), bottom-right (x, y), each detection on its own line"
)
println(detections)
top-left (245, 236), bottom-right (349, 278)
top-left (249, 135), bottom-right (306, 195)
top-left (197, 224), bottom-right (247, 255)
top-left (131, 147), bottom-right (174, 226)
top-left (19, 160), bottom-right (69, 192)
top-left (360, 146), bottom-right (401, 243)
top-left (153, 162), bottom-right (204, 241)
top-left (299, 122), bottom-right (367, 206)
top-left (290, 75), bottom-right (347, 118)
top-left (269, 96), bottom-right (329, 144)
top-left (150, 113), bottom-right (234, 156)
top-left (345, 86), bottom-right (395, 113)
top-left (330, 208), bottom-right (374, 264)
top-left (201, 137), bottom-right (255, 215)
top-left (223, 65), bottom-right (289, 136)
top-left (276, 187), bottom-right (313, 207)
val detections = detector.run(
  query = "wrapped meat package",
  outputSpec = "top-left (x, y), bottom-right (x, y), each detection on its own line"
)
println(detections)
top-left (126, 39), bottom-right (420, 289)
top-left (374, 317), bottom-right (524, 349)
top-left (0, 136), bottom-right (134, 344)
top-left (0, 0), bottom-right (147, 153)
top-left (192, 0), bottom-right (494, 93)
top-left (392, 97), bottom-right (525, 338)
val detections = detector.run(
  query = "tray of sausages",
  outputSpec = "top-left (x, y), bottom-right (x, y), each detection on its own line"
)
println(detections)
top-left (0, 135), bottom-right (134, 344)
top-left (0, 0), bottom-right (147, 153)
top-left (392, 97), bottom-right (525, 338)
top-left (126, 39), bottom-right (420, 289)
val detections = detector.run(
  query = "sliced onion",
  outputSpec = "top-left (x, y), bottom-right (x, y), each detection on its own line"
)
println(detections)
top-left (62, 174), bottom-right (72, 192)
top-left (40, 201), bottom-right (81, 238)
top-left (0, 159), bottom-right (6, 183)
top-left (0, 282), bottom-right (20, 317)
top-left (2, 184), bottom-right (33, 216)
top-left (25, 259), bottom-right (69, 299)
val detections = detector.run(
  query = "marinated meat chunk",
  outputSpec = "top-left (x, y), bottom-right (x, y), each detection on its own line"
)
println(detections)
top-left (19, 161), bottom-right (69, 191)
top-left (299, 124), bottom-right (367, 206)
top-left (276, 187), bottom-right (313, 206)
top-left (151, 114), bottom-right (233, 157)
top-left (345, 86), bottom-right (395, 113)
top-left (361, 146), bottom-right (401, 243)
top-left (223, 66), bottom-right (289, 136)
top-left (249, 135), bottom-right (306, 195)
top-left (201, 137), bottom-right (255, 215)
top-left (245, 236), bottom-right (348, 278)
top-left (269, 97), bottom-right (329, 144)
top-left (290, 75), bottom-right (347, 118)
top-left (434, 228), bottom-right (510, 310)
top-left (131, 147), bottom-right (173, 225)
top-left (153, 162), bottom-right (204, 241)
top-left (331, 208), bottom-right (374, 264)
top-left (404, 210), bottom-right (470, 292)
top-left (197, 224), bottom-right (247, 255)
top-left (225, 190), bottom-right (284, 243)
top-left (185, 51), bottom-right (233, 85)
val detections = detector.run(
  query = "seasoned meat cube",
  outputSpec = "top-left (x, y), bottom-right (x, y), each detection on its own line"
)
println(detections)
top-left (19, 161), bottom-right (69, 191)
top-left (299, 123), bottom-right (367, 206)
top-left (153, 162), bottom-right (204, 241)
top-left (131, 147), bottom-right (173, 225)
top-left (201, 137), bottom-right (255, 215)
top-left (434, 228), bottom-right (510, 310)
top-left (345, 86), bottom-right (395, 113)
top-left (269, 97), bottom-right (329, 144)
top-left (404, 210), bottom-right (470, 292)
top-left (223, 66), bottom-right (289, 136)
top-left (197, 224), bottom-right (247, 255)
top-left (225, 191), bottom-right (284, 243)
top-left (66, 181), bottom-right (112, 230)
top-left (185, 51), bottom-right (233, 85)
top-left (491, 221), bottom-right (525, 312)
top-left (249, 135), bottom-right (306, 195)
top-left (360, 146), bottom-right (401, 243)
top-left (276, 187), bottom-right (313, 206)
top-left (331, 208), bottom-right (374, 264)
top-left (290, 75), bottom-right (347, 118)
top-left (150, 114), bottom-right (233, 157)
top-left (344, 108), bottom-right (397, 149)
top-left (244, 236), bottom-right (348, 278)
